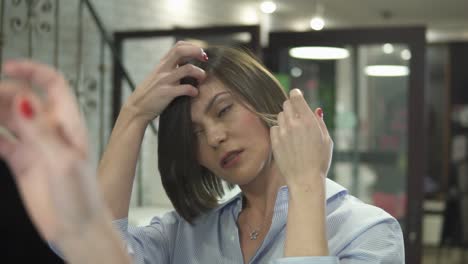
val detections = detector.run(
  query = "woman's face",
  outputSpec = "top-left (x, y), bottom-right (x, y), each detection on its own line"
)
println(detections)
top-left (190, 77), bottom-right (272, 185)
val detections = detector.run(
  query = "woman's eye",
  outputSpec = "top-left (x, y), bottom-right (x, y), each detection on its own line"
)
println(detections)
top-left (217, 104), bottom-right (232, 117)
top-left (193, 129), bottom-right (204, 136)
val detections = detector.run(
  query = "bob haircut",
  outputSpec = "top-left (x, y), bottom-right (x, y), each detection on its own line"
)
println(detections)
top-left (158, 46), bottom-right (287, 223)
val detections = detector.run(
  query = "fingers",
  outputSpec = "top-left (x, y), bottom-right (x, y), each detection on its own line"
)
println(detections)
top-left (0, 80), bottom-right (29, 125)
top-left (2, 60), bottom-right (88, 156)
top-left (159, 41), bottom-right (208, 72)
top-left (11, 92), bottom-right (45, 141)
top-left (314, 107), bottom-right (330, 139)
top-left (0, 125), bottom-right (18, 143)
top-left (278, 89), bottom-right (308, 132)
top-left (289, 89), bottom-right (312, 117)
top-left (282, 100), bottom-right (295, 127)
top-left (2, 61), bottom-right (79, 122)
top-left (281, 89), bottom-right (312, 128)
top-left (0, 129), bottom-right (16, 161)
top-left (288, 88), bottom-right (325, 132)
top-left (0, 91), bottom-right (44, 164)
top-left (3, 60), bottom-right (70, 103)
top-left (284, 88), bottom-right (331, 140)
top-left (163, 63), bottom-right (206, 86)
top-left (277, 111), bottom-right (286, 134)
top-left (269, 125), bottom-right (280, 155)
top-left (0, 80), bottom-right (28, 161)
top-left (172, 84), bottom-right (199, 97)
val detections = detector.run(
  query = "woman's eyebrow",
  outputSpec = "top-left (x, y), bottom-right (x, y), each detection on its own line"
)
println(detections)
top-left (204, 91), bottom-right (231, 114)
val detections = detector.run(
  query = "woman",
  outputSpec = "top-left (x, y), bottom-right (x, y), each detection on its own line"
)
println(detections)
top-left (99, 42), bottom-right (404, 263)
top-left (0, 60), bottom-right (131, 264)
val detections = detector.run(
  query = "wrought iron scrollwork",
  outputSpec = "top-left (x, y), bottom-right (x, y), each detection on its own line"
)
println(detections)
top-left (9, 0), bottom-right (54, 34)
top-left (67, 74), bottom-right (99, 117)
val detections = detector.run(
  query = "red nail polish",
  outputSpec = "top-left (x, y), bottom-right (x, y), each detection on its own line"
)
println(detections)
top-left (19, 98), bottom-right (34, 119)
top-left (202, 52), bottom-right (209, 61)
top-left (317, 108), bottom-right (323, 119)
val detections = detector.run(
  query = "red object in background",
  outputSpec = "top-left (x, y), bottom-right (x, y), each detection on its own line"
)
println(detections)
top-left (372, 192), bottom-right (407, 219)
top-left (306, 79), bottom-right (318, 90)
top-left (379, 135), bottom-right (400, 151)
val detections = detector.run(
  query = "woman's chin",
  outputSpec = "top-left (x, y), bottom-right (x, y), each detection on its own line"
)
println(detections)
top-left (223, 174), bottom-right (256, 187)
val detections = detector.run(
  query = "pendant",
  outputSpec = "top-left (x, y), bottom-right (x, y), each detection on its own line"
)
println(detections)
top-left (249, 230), bottom-right (259, 240)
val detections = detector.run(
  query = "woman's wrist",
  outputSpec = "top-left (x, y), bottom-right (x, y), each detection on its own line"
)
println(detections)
top-left (56, 211), bottom-right (130, 264)
top-left (285, 175), bottom-right (328, 257)
top-left (286, 171), bottom-right (326, 196)
top-left (121, 102), bottom-right (156, 126)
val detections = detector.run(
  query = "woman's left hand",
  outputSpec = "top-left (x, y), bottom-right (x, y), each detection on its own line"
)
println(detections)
top-left (0, 60), bottom-right (102, 244)
top-left (270, 88), bottom-right (333, 191)
top-left (0, 60), bottom-right (132, 264)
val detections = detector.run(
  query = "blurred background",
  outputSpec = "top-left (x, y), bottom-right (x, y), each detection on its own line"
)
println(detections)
top-left (1, 0), bottom-right (468, 263)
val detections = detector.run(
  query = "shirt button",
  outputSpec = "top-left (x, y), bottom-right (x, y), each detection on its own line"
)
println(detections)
top-left (230, 235), bottom-right (235, 241)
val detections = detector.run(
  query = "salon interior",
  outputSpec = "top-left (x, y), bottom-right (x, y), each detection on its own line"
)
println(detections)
top-left (1, 0), bottom-right (468, 263)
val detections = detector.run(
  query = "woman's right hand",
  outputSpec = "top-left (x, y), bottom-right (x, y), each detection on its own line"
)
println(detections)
top-left (124, 41), bottom-right (208, 123)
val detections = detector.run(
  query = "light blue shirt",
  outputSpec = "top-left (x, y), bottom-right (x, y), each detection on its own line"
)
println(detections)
top-left (111, 179), bottom-right (404, 263)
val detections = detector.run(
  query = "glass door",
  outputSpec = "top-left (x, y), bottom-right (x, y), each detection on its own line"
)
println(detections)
top-left (268, 27), bottom-right (426, 264)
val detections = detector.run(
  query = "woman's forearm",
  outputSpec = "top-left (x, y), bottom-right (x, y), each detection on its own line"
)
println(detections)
top-left (58, 211), bottom-right (131, 264)
top-left (285, 178), bottom-right (328, 257)
top-left (98, 105), bottom-right (148, 219)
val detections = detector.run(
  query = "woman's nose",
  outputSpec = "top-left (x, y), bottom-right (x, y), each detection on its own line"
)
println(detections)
top-left (206, 126), bottom-right (227, 148)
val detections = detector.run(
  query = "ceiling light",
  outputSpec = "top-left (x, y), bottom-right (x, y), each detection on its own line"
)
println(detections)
top-left (401, 49), bottom-right (411, 60)
top-left (240, 6), bottom-right (259, 24)
top-left (167, 0), bottom-right (186, 11)
top-left (290, 67), bottom-right (303, 77)
top-left (289, 47), bottom-right (349, 60)
top-left (310, 16), bottom-right (325, 30)
top-left (291, 20), bottom-right (309, 31)
top-left (382, 43), bottom-right (394, 54)
top-left (260, 1), bottom-right (276, 14)
top-left (364, 65), bottom-right (409, 77)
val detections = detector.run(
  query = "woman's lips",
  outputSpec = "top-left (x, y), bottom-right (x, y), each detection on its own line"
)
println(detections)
top-left (221, 150), bottom-right (243, 169)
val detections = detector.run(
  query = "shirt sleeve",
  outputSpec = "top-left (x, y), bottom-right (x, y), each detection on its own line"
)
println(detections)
top-left (270, 256), bottom-right (339, 264)
top-left (270, 215), bottom-right (404, 264)
top-left (337, 218), bottom-right (405, 263)
top-left (113, 213), bottom-right (178, 264)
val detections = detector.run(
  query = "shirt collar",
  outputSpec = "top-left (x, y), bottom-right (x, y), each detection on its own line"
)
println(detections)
top-left (219, 178), bottom-right (348, 213)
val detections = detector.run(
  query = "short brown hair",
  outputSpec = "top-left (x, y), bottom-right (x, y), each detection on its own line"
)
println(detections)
top-left (158, 46), bottom-right (287, 223)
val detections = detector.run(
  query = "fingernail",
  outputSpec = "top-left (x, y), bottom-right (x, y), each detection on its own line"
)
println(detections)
top-left (290, 88), bottom-right (302, 96)
top-left (317, 108), bottom-right (323, 119)
top-left (19, 97), bottom-right (34, 119)
top-left (202, 52), bottom-right (209, 61)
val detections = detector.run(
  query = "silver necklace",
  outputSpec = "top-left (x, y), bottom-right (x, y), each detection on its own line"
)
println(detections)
top-left (246, 222), bottom-right (262, 240)
top-left (241, 197), bottom-right (265, 240)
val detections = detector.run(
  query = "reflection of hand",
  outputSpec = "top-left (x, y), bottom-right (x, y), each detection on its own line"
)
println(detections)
top-left (124, 41), bottom-right (207, 123)
top-left (270, 89), bottom-right (333, 191)
top-left (0, 60), bottom-right (104, 244)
